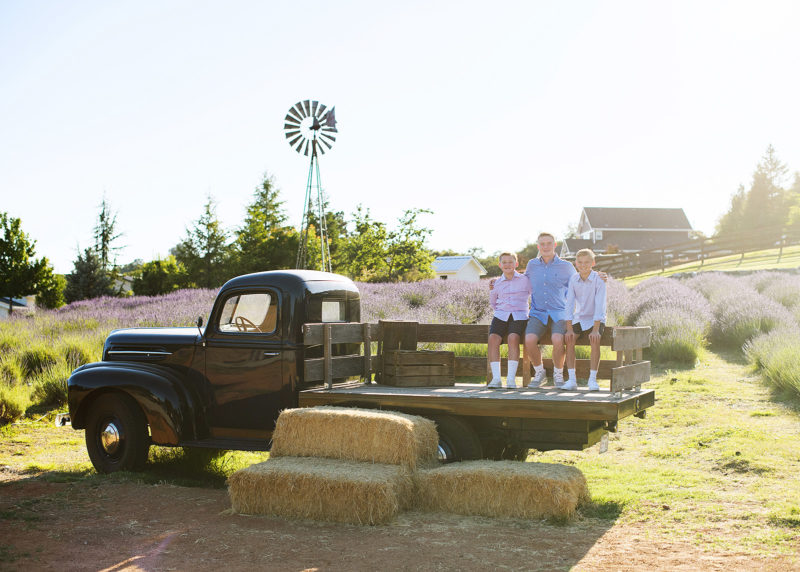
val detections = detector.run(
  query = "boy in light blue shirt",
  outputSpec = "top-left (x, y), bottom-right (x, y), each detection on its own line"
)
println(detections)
top-left (563, 249), bottom-right (606, 391)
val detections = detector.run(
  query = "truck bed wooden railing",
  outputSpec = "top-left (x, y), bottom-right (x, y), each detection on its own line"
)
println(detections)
top-left (302, 321), bottom-right (651, 395)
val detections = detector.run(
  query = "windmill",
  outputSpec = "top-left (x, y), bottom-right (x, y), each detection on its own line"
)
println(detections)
top-left (284, 100), bottom-right (338, 272)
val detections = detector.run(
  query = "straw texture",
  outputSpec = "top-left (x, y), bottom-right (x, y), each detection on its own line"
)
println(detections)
top-left (228, 457), bottom-right (415, 525)
top-left (270, 406), bottom-right (439, 469)
top-left (416, 460), bottom-right (589, 519)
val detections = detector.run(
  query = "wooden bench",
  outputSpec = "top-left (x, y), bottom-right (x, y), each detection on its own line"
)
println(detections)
top-left (302, 321), bottom-right (651, 395)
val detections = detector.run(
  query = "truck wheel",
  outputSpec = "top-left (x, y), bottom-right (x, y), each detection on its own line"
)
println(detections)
top-left (429, 415), bottom-right (482, 462)
top-left (481, 438), bottom-right (529, 461)
top-left (85, 393), bottom-right (150, 474)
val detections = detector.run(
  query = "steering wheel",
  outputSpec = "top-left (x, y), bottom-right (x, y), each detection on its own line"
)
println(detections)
top-left (234, 316), bottom-right (262, 332)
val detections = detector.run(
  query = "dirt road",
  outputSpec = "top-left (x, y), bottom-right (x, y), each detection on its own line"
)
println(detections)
top-left (0, 473), bottom-right (791, 572)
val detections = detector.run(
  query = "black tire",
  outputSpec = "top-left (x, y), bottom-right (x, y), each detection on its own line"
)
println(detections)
top-left (429, 415), bottom-right (482, 462)
top-left (481, 438), bottom-right (529, 461)
top-left (85, 393), bottom-right (150, 474)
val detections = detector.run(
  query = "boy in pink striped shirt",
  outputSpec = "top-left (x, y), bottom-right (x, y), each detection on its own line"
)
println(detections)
top-left (488, 252), bottom-right (532, 388)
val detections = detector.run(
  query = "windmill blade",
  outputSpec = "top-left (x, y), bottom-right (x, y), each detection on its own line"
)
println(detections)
top-left (289, 134), bottom-right (304, 147)
top-left (321, 126), bottom-right (338, 135)
top-left (284, 123), bottom-right (300, 131)
top-left (317, 103), bottom-right (327, 118)
top-left (284, 117), bottom-right (301, 129)
top-left (320, 132), bottom-right (336, 144)
top-left (288, 105), bottom-right (304, 122)
top-left (302, 100), bottom-right (311, 116)
top-left (285, 129), bottom-right (301, 139)
top-left (318, 145), bottom-right (326, 155)
top-left (303, 139), bottom-right (310, 156)
top-left (319, 137), bottom-right (332, 150)
top-left (294, 138), bottom-right (305, 154)
top-left (294, 101), bottom-right (307, 118)
top-left (310, 100), bottom-right (319, 117)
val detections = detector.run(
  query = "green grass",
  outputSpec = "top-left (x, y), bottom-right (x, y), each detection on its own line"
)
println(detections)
top-left (623, 244), bottom-right (800, 285)
top-left (1, 351), bottom-right (799, 556)
top-left (535, 350), bottom-right (800, 554)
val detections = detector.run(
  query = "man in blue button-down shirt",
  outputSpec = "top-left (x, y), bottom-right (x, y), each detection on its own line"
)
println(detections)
top-left (524, 232), bottom-right (576, 388)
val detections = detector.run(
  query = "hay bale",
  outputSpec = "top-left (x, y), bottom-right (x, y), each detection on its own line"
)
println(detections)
top-left (416, 460), bottom-right (589, 519)
top-left (228, 457), bottom-right (414, 525)
top-left (270, 406), bottom-right (438, 469)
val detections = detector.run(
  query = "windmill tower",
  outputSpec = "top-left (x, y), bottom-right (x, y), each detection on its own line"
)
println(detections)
top-left (283, 100), bottom-right (338, 272)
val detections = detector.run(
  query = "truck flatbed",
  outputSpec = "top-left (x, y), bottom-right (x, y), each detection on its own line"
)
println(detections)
top-left (300, 382), bottom-right (654, 423)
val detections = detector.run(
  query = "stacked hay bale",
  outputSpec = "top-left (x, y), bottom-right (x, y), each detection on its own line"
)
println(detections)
top-left (228, 406), bottom-right (590, 524)
top-left (228, 407), bottom-right (438, 525)
top-left (415, 460), bottom-right (590, 519)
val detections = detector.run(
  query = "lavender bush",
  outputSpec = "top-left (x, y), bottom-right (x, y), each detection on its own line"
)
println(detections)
top-left (744, 329), bottom-right (800, 397)
top-left (684, 272), bottom-right (744, 303)
top-left (709, 289), bottom-right (793, 348)
top-left (626, 277), bottom-right (713, 326)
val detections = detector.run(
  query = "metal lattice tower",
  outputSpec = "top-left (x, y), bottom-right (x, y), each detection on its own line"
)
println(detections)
top-left (283, 100), bottom-right (337, 272)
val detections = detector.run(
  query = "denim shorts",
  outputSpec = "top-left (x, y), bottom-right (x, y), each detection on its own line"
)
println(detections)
top-left (525, 316), bottom-right (567, 338)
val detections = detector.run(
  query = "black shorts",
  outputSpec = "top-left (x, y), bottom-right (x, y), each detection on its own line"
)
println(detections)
top-left (572, 322), bottom-right (605, 341)
top-left (489, 316), bottom-right (528, 341)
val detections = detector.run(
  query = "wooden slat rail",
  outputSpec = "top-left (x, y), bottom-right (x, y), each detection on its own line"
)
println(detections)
top-left (302, 322), bottom-right (652, 393)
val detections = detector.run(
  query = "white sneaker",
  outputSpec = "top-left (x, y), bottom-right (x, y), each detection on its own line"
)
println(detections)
top-left (530, 369), bottom-right (547, 388)
top-left (587, 379), bottom-right (599, 391)
top-left (562, 378), bottom-right (577, 390)
top-left (553, 371), bottom-right (565, 388)
top-left (506, 379), bottom-right (517, 388)
top-left (487, 378), bottom-right (502, 388)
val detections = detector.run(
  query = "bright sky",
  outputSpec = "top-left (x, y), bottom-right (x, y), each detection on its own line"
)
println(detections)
top-left (2, 0), bottom-right (799, 274)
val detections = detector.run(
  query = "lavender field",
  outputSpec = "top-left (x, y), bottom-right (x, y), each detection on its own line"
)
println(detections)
top-left (1, 271), bottom-right (799, 423)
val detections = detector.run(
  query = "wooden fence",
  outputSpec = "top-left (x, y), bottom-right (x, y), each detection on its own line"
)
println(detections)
top-left (593, 225), bottom-right (800, 278)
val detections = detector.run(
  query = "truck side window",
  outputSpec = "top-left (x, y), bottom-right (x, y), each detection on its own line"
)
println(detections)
top-left (218, 292), bottom-right (278, 334)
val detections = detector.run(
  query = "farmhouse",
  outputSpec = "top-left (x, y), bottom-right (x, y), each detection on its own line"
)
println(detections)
top-left (561, 207), bottom-right (694, 256)
top-left (432, 256), bottom-right (487, 282)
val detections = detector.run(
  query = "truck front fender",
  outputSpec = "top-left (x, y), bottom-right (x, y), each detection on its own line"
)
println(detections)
top-left (68, 362), bottom-right (200, 445)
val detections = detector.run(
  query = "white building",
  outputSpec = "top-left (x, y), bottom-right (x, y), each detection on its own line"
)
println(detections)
top-left (0, 295), bottom-right (36, 319)
top-left (432, 256), bottom-right (487, 282)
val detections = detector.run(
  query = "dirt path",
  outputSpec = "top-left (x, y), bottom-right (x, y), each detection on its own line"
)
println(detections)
top-left (0, 475), bottom-right (793, 572)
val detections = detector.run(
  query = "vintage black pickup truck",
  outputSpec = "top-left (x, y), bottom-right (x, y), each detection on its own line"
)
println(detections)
top-left (65, 270), bottom-right (654, 473)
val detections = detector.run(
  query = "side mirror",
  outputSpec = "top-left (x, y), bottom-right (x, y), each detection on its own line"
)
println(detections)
top-left (197, 316), bottom-right (204, 328)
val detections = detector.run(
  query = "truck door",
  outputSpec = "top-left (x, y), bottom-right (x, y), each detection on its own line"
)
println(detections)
top-left (203, 288), bottom-right (290, 440)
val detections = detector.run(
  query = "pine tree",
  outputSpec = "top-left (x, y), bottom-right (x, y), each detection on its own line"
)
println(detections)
top-left (233, 175), bottom-right (297, 275)
top-left (65, 247), bottom-right (113, 303)
top-left (172, 196), bottom-right (231, 288)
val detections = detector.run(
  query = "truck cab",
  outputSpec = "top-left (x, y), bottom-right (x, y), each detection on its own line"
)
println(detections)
top-left (67, 270), bottom-right (360, 473)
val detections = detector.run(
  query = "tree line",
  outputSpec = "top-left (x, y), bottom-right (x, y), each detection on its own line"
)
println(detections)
top-left (3, 148), bottom-right (799, 312)
top-left (0, 174), bottom-right (437, 310)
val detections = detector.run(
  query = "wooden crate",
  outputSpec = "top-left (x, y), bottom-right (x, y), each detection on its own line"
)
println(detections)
top-left (382, 350), bottom-right (455, 387)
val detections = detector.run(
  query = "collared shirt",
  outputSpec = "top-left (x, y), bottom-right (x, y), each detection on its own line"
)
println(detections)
top-left (524, 255), bottom-right (577, 323)
top-left (566, 270), bottom-right (607, 330)
top-left (489, 271), bottom-right (531, 321)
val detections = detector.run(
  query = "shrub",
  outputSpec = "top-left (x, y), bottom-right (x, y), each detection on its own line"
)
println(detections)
top-left (32, 363), bottom-right (71, 408)
top-left (0, 383), bottom-right (30, 425)
top-left (711, 290), bottom-right (794, 349)
top-left (636, 307), bottom-right (705, 366)
top-left (59, 339), bottom-right (98, 369)
top-left (759, 275), bottom-right (800, 309)
top-left (627, 277), bottom-right (712, 326)
top-left (0, 357), bottom-right (24, 385)
top-left (605, 278), bottom-right (630, 326)
top-left (684, 272), bottom-right (744, 303)
top-left (18, 346), bottom-right (59, 379)
top-left (745, 330), bottom-right (800, 397)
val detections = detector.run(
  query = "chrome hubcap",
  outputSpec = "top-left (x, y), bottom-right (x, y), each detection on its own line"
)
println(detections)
top-left (100, 421), bottom-right (121, 454)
